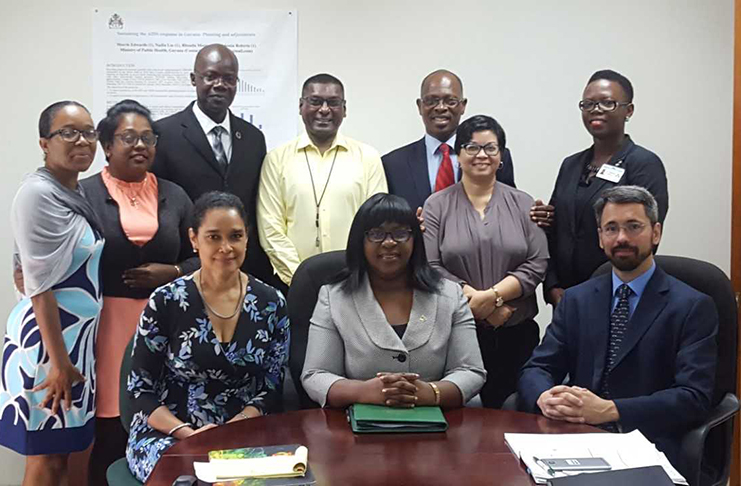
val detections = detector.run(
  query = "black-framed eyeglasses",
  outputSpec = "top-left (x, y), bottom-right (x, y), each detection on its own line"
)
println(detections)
top-left (599, 222), bottom-right (647, 238)
top-left (114, 130), bottom-right (158, 148)
top-left (194, 71), bottom-right (239, 87)
top-left (365, 228), bottom-right (413, 243)
top-left (420, 96), bottom-right (463, 109)
top-left (578, 99), bottom-right (631, 112)
top-left (462, 142), bottom-right (500, 157)
top-left (301, 96), bottom-right (345, 108)
top-left (48, 128), bottom-right (99, 143)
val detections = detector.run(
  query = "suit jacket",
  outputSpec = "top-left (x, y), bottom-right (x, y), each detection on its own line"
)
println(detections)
top-left (382, 137), bottom-right (516, 211)
top-left (151, 102), bottom-right (276, 286)
top-left (545, 136), bottom-right (668, 291)
top-left (301, 277), bottom-right (487, 407)
top-left (518, 266), bottom-right (718, 461)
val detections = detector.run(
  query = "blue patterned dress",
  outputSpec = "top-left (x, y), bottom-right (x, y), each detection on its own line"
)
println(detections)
top-left (126, 274), bottom-right (290, 482)
top-left (0, 224), bottom-right (103, 454)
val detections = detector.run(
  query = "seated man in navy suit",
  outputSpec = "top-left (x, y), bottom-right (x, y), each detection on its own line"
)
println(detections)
top-left (382, 69), bottom-right (515, 211)
top-left (518, 185), bottom-right (717, 464)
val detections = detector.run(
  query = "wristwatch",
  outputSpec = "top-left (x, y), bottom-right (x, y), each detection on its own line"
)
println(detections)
top-left (491, 286), bottom-right (504, 308)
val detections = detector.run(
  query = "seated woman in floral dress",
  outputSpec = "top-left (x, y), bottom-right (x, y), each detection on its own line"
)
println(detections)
top-left (125, 191), bottom-right (290, 482)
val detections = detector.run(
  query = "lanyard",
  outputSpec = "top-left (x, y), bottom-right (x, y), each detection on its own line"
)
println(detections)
top-left (304, 146), bottom-right (339, 248)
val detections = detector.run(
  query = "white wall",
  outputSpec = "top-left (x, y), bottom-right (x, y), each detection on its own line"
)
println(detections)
top-left (0, 0), bottom-right (733, 483)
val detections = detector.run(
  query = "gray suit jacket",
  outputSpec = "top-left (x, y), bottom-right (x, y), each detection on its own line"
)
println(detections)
top-left (301, 277), bottom-right (487, 406)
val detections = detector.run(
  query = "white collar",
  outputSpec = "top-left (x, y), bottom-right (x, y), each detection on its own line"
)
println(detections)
top-left (192, 102), bottom-right (232, 137)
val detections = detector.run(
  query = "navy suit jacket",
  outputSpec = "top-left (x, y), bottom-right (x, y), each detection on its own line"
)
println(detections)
top-left (518, 266), bottom-right (718, 461)
top-left (382, 137), bottom-right (516, 211)
top-left (152, 102), bottom-right (277, 286)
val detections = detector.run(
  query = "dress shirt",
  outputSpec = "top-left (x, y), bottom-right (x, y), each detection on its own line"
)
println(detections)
top-left (192, 102), bottom-right (233, 162)
top-left (425, 133), bottom-right (459, 189)
top-left (611, 260), bottom-right (656, 318)
top-left (258, 132), bottom-right (388, 285)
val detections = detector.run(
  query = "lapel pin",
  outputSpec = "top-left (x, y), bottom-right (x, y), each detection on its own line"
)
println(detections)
top-left (235, 131), bottom-right (242, 140)
top-left (420, 315), bottom-right (426, 322)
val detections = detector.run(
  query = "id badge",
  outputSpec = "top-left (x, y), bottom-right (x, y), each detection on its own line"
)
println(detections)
top-left (596, 164), bottom-right (625, 183)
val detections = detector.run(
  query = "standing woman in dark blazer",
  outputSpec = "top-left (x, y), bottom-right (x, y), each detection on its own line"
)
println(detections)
top-left (80, 99), bottom-right (198, 484)
top-left (531, 70), bottom-right (668, 306)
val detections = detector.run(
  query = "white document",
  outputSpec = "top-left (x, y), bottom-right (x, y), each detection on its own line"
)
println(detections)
top-left (92, 9), bottom-right (298, 172)
top-left (504, 430), bottom-right (686, 485)
top-left (194, 445), bottom-right (308, 482)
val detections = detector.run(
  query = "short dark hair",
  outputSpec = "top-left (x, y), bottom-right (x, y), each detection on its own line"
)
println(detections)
top-left (192, 191), bottom-right (249, 232)
top-left (593, 185), bottom-right (659, 226)
top-left (454, 115), bottom-right (506, 155)
top-left (38, 101), bottom-right (89, 138)
top-left (588, 69), bottom-right (634, 102)
top-left (332, 193), bottom-right (441, 293)
top-left (301, 73), bottom-right (344, 97)
top-left (97, 99), bottom-right (156, 149)
top-left (420, 69), bottom-right (464, 97)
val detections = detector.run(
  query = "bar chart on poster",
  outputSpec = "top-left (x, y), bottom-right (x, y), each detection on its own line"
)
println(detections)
top-left (92, 8), bottom-right (298, 171)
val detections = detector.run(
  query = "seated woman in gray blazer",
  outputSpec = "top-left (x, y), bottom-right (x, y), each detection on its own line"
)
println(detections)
top-left (301, 193), bottom-right (486, 409)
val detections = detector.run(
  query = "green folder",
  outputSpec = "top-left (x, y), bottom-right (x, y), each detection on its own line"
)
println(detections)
top-left (347, 404), bottom-right (448, 433)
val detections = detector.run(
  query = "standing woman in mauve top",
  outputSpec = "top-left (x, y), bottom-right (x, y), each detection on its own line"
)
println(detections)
top-left (79, 99), bottom-right (198, 485)
top-left (530, 70), bottom-right (668, 306)
top-left (0, 101), bottom-right (104, 486)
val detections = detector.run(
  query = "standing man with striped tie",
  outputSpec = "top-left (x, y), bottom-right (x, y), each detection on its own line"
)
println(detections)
top-left (517, 186), bottom-right (718, 467)
top-left (382, 69), bottom-right (516, 212)
top-left (152, 44), bottom-right (278, 287)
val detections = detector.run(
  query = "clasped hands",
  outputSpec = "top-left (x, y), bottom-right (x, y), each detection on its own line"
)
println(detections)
top-left (537, 385), bottom-right (619, 425)
top-left (366, 372), bottom-right (435, 408)
top-left (463, 285), bottom-right (515, 329)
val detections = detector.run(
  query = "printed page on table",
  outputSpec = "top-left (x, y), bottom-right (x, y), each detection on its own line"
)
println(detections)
top-left (194, 444), bottom-right (311, 484)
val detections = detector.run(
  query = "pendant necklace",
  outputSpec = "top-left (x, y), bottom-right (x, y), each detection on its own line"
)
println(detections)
top-left (305, 146), bottom-right (339, 248)
top-left (199, 270), bottom-right (244, 320)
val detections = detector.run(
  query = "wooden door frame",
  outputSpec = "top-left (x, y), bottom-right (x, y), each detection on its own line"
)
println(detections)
top-left (731, 1), bottom-right (741, 484)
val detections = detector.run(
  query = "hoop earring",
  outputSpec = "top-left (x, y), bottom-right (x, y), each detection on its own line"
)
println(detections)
top-left (498, 161), bottom-right (503, 171)
top-left (625, 117), bottom-right (631, 122)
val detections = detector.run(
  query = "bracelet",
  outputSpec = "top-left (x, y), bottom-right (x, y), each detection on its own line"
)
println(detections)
top-left (490, 286), bottom-right (504, 308)
top-left (429, 382), bottom-right (441, 406)
top-left (168, 422), bottom-right (191, 436)
top-left (174, 265), bottom-right (182, 278)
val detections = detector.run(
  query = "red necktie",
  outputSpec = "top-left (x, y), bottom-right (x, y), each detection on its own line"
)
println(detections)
top-left (434, 143), bottom-right (454, 192)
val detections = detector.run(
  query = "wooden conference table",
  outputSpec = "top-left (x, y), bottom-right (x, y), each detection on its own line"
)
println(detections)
top-left (148, 408), bottom-right (601, 485)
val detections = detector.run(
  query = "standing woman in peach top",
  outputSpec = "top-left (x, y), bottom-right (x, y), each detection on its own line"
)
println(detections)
top-left (80, 99), bottom-right (198, 484)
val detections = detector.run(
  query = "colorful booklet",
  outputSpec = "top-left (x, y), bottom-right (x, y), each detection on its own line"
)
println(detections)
top-left (193, 444), bottom-right (315, 485)
top-left (348, 404), bottom-right (448, 433)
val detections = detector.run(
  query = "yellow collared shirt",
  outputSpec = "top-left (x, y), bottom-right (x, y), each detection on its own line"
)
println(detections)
top-left (257, 133), bottom-right (388, 285)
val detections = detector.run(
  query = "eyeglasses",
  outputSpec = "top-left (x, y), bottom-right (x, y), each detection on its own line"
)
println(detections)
top-left (420, 96), bottom-right (463, 108)
top-left (600, 222), bottom-right (647, 238)
top-left (114, 130), bottom-right (158, 147)
top-left (365, 228), bottom-right (413, 243)
top-left (194, 71), bottom-right (239, 87)
top-left (578, 99), bottom-right (631, 112)
top-left (47, 128), bottom-right (99, 143)
top-left (461, 142), bottom-right (500, 157)
top-left (301, 96), bottom-right (345, 108)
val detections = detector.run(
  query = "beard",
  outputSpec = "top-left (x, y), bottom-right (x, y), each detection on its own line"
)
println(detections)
top-left (607, 244), bottom-right (652, 272)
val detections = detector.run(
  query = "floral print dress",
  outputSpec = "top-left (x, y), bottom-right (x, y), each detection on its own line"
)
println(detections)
top-left (125, 274), bottom-right (290, 482)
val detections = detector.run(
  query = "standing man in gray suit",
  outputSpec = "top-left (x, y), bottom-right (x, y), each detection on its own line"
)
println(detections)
top-left (382, 69), bottom-right (516, 212)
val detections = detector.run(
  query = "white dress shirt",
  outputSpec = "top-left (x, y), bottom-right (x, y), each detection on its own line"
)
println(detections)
top-left (192, 102), bottom-right (233, 163)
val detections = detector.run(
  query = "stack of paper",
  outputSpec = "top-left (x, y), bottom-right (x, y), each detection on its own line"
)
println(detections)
top-left (504, 430), bottom-right (686, 485)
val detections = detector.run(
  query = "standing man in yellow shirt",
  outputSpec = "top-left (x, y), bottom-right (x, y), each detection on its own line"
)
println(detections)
top-left (258, 73), bottom-right (388, 286)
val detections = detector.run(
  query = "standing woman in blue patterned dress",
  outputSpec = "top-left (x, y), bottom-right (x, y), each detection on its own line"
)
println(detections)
top-left (126, 191), bottom-right (290, 483)
top-left (0, 101), bottom-right (104, 485)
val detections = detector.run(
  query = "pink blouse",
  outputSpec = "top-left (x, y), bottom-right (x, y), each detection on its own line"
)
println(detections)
top-left (101, 167), bottom-right (158, 246)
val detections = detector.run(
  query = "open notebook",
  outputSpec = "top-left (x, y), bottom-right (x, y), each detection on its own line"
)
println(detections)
top-left (193, 444), bottom-right (314, 485)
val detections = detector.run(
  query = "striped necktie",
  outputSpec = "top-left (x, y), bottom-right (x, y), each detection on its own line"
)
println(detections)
top-left (210, 126), bottom-right (228, 170)
top-left (434, 143), bottom-right (454, 192)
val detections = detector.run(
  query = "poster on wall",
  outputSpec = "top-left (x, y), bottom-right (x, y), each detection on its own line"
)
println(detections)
top-left (92, 8), bottom-right (297, 170)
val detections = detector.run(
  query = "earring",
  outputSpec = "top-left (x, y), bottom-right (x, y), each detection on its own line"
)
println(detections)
top-left (498, 161), bottom-right (503, 170)
top-left (625, 117), bottom-right (630, 122)
top-left (193, 248), bottom-right (198, 254)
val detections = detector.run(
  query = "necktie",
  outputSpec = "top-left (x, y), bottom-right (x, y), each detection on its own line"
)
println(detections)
top-left (210, 126), bottom-right (228, 170)
top-left (434, 143), bottom-right (454, 192)
top-left (599, 283), bottom-right (632, 433)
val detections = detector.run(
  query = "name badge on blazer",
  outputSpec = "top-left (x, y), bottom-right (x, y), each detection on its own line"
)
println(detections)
top-left (596, 164), bottom-right (625, 183)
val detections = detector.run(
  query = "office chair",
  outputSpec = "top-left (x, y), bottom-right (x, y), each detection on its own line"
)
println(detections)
top-left (106, 336), bottom-right (143, 485)
top-left (286, 250), bottom-right (347, 409)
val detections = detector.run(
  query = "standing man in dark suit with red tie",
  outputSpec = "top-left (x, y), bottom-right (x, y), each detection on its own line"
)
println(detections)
top-left (382, 70), bottom-right (516, 212)
top-left (151, 44), bottom-right (277, 287)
